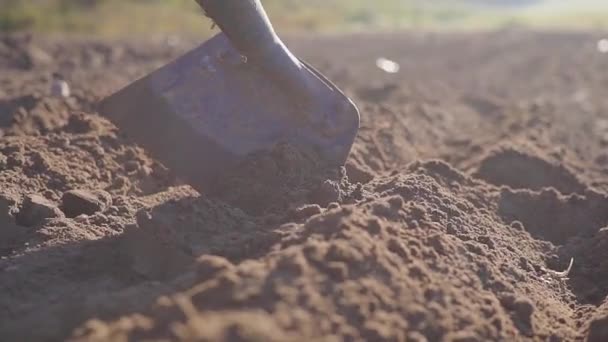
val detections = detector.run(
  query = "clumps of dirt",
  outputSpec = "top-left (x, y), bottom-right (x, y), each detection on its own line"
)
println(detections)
top-left (60, 189), bottom-right (112, 218)
top-left (72, 163), bottom-right (582, 341)
top-left (474, 146), bottom-right (586, 194)
top-left (498, 187), bottom-right (608, 244)
top-left (0, 94), bottom-right (75, 136)
top-left (15, 194), bottom-right (64, 227)
top-left (213, 143), bottom-right (360, 216)
top-left (0, 112), bottom-right (173, 198)
top-left (123, 189), bottom-right (278, 281)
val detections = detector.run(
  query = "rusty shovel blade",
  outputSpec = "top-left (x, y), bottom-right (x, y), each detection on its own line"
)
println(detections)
top-left (99, 33), bottom-right (359, 193)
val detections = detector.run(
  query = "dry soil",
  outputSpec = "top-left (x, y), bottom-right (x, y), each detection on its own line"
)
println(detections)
top-left (1, 29), bottom-right (608, 341)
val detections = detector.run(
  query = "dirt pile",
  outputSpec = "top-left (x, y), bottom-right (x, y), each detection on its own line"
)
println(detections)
top-left (213, 143), bottom-right (359, 216)
top-left (73, 161), bottom-right (585, 341)
top-left (2, 30), bottom-right (608, 341)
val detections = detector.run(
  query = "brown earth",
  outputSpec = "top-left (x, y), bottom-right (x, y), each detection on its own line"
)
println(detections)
top-left (1, 29), bottom-right (608, 341)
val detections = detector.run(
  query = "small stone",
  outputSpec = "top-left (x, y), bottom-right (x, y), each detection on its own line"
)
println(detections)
top-left (16, 194), bottom-right (64, 227)
top-left (61, 190), bottom-right (112, 218)
top-left (51, 80), bottom-right (71, 98)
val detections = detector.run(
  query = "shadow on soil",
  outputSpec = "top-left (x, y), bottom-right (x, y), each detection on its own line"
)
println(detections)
top-left (474, 148), bottom-right (608, 306)
top-left (498, 186), bottom-right (608, 306)
top-left (0, 196), bottom-right (281, 340)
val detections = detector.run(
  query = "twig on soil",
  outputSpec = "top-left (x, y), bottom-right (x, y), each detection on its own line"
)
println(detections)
top-left (543, 257), bottom-right (574, 279)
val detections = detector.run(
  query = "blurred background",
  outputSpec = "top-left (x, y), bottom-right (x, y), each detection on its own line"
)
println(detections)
top-left (1, 0), bottom-right (608, 37)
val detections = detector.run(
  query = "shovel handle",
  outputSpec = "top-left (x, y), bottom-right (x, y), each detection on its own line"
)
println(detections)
top-left (195, 1), bottom-right (283, 61)
top-left (195, 0), bottom-right (318, 99)
top-left (195, 1), bottom-right (302, 67)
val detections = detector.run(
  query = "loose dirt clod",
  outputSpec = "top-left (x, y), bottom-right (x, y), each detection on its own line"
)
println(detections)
top-left (61, 189), bottom-right (112, 218)
top-left (16, 194), bottom-right (64, 227)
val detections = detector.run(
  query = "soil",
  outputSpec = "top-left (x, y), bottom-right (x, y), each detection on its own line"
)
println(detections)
top-left (1, 29), bottom-right (608, 341)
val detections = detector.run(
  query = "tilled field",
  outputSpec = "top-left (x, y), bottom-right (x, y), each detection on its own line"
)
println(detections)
top-left (1, 29), bottom-right (608, 341)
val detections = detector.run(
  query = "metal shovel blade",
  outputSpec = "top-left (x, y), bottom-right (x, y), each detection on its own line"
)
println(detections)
top-left (99, 33), bottom-right (359, 193)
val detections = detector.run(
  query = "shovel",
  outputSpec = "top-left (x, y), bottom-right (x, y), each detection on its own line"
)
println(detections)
top-left (99, 0), bottom-right (359, 193)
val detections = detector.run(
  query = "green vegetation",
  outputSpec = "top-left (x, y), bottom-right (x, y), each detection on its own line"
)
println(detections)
top-left (0, 0), bottom-right (210, 36)
top-left (0, 0), bottom-right (607, 36)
